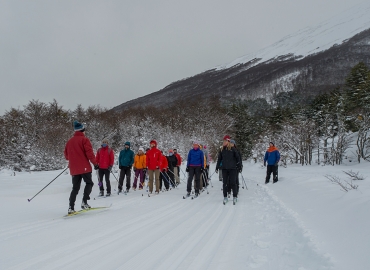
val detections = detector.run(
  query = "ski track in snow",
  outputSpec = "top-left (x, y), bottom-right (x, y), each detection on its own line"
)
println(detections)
top-left (0, 168), bottom-right (333, 270)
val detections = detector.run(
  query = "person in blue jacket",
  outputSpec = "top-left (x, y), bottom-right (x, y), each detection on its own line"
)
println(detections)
top-left (185, 141), bottom-right (204, 197)
top-left (118, 142), bottom-right (135, 193)
top-left (264, 142), bottom-right (280, 184)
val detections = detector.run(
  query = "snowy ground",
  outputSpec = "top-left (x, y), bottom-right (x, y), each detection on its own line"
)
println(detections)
top-left (0, 162), bottom-right (369, 270)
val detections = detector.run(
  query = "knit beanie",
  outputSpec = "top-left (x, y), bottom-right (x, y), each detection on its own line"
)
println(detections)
top-left (73, 121), bottom-right (85, 132)
top-left (125, 141), bottom-right (131, 147)
top-left (223, 135), bottom-right (231, 141)
top-left (139, 147), bottom-right (144, 152)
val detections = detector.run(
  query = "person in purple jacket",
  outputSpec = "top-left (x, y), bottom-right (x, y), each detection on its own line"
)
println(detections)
top-left (185, 141), bottom-right (204, 198)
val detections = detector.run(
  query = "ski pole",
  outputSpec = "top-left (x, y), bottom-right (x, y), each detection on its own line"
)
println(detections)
top-left (27, 167), bottom-right (68, 202)
top-left (168, 168), bottom-right (186, 185)
top-left (240, 173), bottom-right (248, 190)
top-left (160, 171), bottom-right (173, 190)
top-left (201, 170), bottom-right (210, 194)
top-left (180, 167), bottom-right (187, 179)
top-left (165, 171), bottom-right (178, 189)
top-left (96, 170), bottom-right (102, 188)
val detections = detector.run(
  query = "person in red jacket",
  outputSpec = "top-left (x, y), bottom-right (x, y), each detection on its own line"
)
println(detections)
top-left (96, 138), bottom-right (114, 197)
top-left (159, 151), bottom-right (169, 190)
top-left (173, 149), bottom-right (182, 185)
top-left (146, 140), bottom-right (161, 194)
top-left (64, 121), bottom-right (98, 214)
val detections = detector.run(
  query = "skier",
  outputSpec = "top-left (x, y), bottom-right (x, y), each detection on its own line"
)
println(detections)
top-left (173, 149), bottom-right (182, 185)
top-left (167, 149), bottom-right (178, 187)
top-left (96, 138), bottom-right (114, 197)
top-left (185, 141), bottom-right (204, 198)
top-left (118, 142), bottom-right (134, 193)
top-left (216, 135), bottom-right (241, 205)
top-left (264, 142), bottom-right (280, 184)
top-left (159, 150), bottom-right (169, 191)
top-left (64, 121), bottom-right (99, 214)
top-left (218, 145), bottom-right (223, 182)
top-left (203, 144), bottom-right (210, 184)
top-left (229, 139), bottom-right (242, 196)
top-left (146, 140), bottom-right (161, 194)
top-left (133, 147), bottom-right (146, 190)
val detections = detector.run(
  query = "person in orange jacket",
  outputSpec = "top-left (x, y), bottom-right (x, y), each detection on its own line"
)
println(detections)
top-left (133, 147), bottom-right (146, 190)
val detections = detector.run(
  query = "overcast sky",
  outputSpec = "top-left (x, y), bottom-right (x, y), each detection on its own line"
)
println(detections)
top-left (0, 0), bottom-right (366, 114)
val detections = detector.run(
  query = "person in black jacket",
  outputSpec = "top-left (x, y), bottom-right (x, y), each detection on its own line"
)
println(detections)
top-left (166, 149), bottom-right (178, 187)
top-left (230, 140), bottom-right (242, 196)
top-left (216, 135), bottom-right (241, 204)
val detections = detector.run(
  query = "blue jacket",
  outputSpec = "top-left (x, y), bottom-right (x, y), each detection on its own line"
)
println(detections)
top-left (264, 147), bottom-right (280, 165)
top-left (187, 148), bottom-right (204, 167)
top-left (119, 148), bottom-right (134, 167)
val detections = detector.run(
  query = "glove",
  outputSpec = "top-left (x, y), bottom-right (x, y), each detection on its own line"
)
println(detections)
top-left (215, 168), bottom-right (219, 174)
top-left (119, 165), bottom-right (123, 169)
top-left (108, 166), bottom-right (112, 172)
top-left (200, 167), bottom-right (204, 172)
top-left (143, 168), bottom-right (147, 173)
top-left (94, 164), bottom-right (99, 170)
top-left (186, 167), bottom-right (189, 172)
top-left (162, 169), bottom-right (166, 173)
top-left (129, 166), bottom-right (132, 170)
top-left (133, 168), bottom-right (137, 172)
top-left (156, 166), bottom-right (159, 169)
top-left (239, 166), bottom-right (243, 173)
top-left (263, 161), bottom-right (266, 167)
top-left (275, 162), bottom-right (279, 166)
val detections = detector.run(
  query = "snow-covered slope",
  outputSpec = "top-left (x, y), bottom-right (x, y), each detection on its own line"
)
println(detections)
top-left (1, 162), bottom-right (370, 269)
top-left (217, 1), bottom-right (370, 70)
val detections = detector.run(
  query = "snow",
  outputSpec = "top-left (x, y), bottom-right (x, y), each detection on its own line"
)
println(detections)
top-left (217, 1), bottom-right (370, 70)
top-left (1, 162), bottom-right (370, 269)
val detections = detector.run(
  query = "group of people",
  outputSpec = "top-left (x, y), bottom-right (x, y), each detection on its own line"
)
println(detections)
top-left (64, 121), bottom-right (280, 213)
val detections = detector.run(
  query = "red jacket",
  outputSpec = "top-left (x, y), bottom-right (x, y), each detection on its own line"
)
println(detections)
top-left (175, 153), bottom-right (182, 166)
top-left (64, 132), bottom-right (97, 175)
top-left (146, 145), bottom-right (161, 170)
top-left (96, 147), bottom-right (114, 169)
top-left (160, 155), bottom-right (168, 171)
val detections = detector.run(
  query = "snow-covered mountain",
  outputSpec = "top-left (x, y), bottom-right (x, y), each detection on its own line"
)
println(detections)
top-left (113, 1), bottom-right (370, 111)
top-left (217, 1), bottom-right (370, 70)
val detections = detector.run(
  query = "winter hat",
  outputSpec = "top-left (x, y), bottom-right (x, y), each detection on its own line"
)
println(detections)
top-left (150, 140), bottom-right (157, 146)
top-left (193, 140), bottom-right (200, 145)
top-left (223, 135), bottom-right (231, 141)
top-left (73, 121), bottom-right (85, 132)
top-left (102, 138), bottom-right (109, 144)
top-left (230, 139), bottom-right (236, 145)
top-left (139, 147), bottom-right (144, 152)
top-left (269, 142), bottom-right (275, 146)
top-left (125, 141), bottom-right (131, 147)
top-left (169, 149), bottom-right (174, 153)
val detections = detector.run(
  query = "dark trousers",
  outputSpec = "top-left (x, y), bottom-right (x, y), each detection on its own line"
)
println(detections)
top-left (69, 173), bottom-right (94, 208)
top-left (187, 166), bottom-right (201, 194)
top-left (266, 165), bottom-right (278, 183)
top-left (160, 171), bottom-right (170, 190)
top-left (228, 173), bottom-right (239, 195)
top-left (119, 167), bottom-right (131, 191)
top-left (98, 169), bottom-right (111, 193)
top-left (222, 169), bottom-right (237, 198)
top-left (205, 165), bottom-right (209, 180)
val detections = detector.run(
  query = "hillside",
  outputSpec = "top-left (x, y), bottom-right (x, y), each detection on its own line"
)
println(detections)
top-left (113, 2), bottom-right (370, 111)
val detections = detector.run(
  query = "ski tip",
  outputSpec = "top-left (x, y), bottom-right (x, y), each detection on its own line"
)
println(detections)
top-left (27, 199), bottom-right (30, 202)
top-left (142, 194), bottom-right (143, 196)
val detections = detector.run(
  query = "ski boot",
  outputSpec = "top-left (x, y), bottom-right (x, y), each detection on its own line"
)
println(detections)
top-left (81, 200), bottom-right (91, 210)
top-left (99, 190), bottom-right (104, 197)
top-left (223, 197), bottom-right (228, 205)
top-left (117, 189), bottom-right (122, 195)
top-left (68, 207), bottom-right (75, 214)
top-left (106, 192), bottom-right (111, 197)
top-left (228, 192), bottom-right (231, 199)
top-left (133, 187), bottom-right (136, 191)
top-left (139, 187), bottom-right (143, 190)
top-left (193, 193), bottom-right (199, 199)
top-left (233, 197), bottom-right (237, 205)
